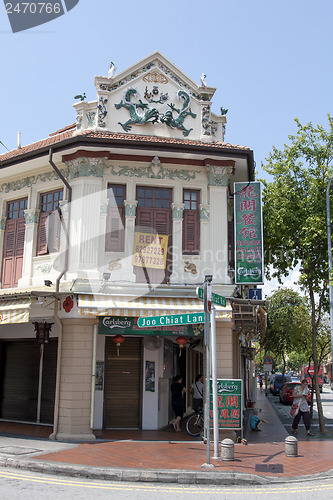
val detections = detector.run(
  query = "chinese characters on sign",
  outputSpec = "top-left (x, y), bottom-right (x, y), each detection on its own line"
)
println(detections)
top-left (210, 379), bottom-right (242, 429)
top-left (132, 232), bottom-right (168, 269)
top-left (234, 182), bottom-right (264, 284)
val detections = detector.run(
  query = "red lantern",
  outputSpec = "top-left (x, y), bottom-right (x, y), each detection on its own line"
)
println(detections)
top-left (176, 336), bottom-right (187, 356)
top-left (113, 335), bottom-right (125, 356)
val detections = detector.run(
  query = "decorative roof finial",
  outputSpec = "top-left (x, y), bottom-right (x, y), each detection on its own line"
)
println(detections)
top-left (108, 61), bottom-right (117, 79)
top-left (200, 73), bottom-right (207, 87)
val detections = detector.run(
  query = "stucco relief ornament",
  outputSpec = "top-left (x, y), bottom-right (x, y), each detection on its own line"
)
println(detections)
top-left (98, 97), bottom-right (108, 127)
top-left (115, 88), bottom-right (159, 132)
top-left (159, 90), bottom-right (196, 137)
top-left (207, 165), bottom-right (234, 186)
top-left (76, 111), bottom-right (83, 130)
top-left (124, 201), bottom-right (137, 217)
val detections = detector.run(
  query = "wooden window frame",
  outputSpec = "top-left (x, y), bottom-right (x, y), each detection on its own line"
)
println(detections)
top-left (105, 184), bottom-right (126, 252)
top-left (182, 189), bottom-right (200, 255)
top-left (37, 189), bottom-right (63, 256)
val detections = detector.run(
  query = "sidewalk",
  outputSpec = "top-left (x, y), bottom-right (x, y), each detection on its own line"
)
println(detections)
top-left (0, 391), bottom-right (332, 485)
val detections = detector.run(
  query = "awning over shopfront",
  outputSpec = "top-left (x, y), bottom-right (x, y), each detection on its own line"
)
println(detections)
top-left (0, 298), bottom-right (32, 324)
top-left (78, 294), bottom-right (232, 320)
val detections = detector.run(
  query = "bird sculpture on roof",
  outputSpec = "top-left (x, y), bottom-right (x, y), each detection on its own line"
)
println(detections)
top-left (74, 93), bottom-right (86, 101)
top-left (200, 73), bottom-right (207, 87)
top-left (108, 61), bottom-right (117, 79)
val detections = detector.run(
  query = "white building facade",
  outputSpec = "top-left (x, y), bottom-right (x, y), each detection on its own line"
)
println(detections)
top-left (0, 52), bottom-right (264, 440)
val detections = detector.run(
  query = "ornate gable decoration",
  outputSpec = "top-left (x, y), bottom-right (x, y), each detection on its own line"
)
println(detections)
top-left (143, 71), bottom-right (168, 84)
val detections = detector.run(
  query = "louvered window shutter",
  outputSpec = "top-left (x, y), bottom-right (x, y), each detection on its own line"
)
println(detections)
top-left (183, 210), bottom-right (199, 254)
top-left (37, 212), bottom-right (49, 255)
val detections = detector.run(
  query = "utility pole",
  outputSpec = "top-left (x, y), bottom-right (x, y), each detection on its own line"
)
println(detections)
top-left (202, 275), bottom-right (214, 468)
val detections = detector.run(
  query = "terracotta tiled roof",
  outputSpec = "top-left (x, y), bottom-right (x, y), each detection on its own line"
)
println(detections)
top-left (0, 126), bottom-right (250, 164)
top-left (0, 126), bottom-right (76, 162)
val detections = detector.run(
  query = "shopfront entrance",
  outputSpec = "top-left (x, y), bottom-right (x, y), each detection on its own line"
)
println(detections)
top-left (0, 339), bottom-right (57, 424)
top-left (104, 336), bottom-right (142, 429)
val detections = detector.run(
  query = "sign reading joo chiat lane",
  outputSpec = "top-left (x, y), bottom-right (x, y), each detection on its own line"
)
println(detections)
top-left (137, 312), bottom-right (206, 328)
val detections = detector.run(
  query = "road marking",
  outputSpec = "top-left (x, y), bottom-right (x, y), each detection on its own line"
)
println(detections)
top-left (0, 469), bottom-right (333, 494)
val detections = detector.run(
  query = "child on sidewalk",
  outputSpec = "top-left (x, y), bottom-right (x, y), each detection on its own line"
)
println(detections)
top-left (250, 409), bottom-right (268, 431)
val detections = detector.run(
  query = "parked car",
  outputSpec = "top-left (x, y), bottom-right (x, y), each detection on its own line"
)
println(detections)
top-left (270, 373), bottom-right (292, 395)
top-left (291, 376), bottom-right (300, 383)
top-left (279, 382), bottom-right (312, 405)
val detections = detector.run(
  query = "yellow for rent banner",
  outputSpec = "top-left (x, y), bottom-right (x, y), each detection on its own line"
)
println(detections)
top-left (132, 232), bottom-right (168, 269)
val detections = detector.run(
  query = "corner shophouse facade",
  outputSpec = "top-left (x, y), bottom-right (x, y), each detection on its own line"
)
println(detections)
top-left (0, 52), bottom-right (264, 441)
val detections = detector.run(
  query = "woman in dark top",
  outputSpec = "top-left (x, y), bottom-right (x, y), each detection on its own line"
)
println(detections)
top-left (171, 374), bottom-right (186, 432)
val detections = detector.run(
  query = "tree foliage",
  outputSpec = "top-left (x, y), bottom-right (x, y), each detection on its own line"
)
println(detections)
top-left (262, 115), bottom-right (333, 432)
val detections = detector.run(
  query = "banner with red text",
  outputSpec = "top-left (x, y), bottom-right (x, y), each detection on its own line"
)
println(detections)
top-left (234, 182), bottom-right (264, 284)
top-left (210, 379), bottom-right (242, 430)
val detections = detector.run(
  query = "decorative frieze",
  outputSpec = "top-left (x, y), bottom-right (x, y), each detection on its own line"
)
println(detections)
top-left (124, 200), bottom-right (138, 217)
top-left (24, 209), bottom-right (40, 224)
top-left (171, 203), bottom-right (184, 220)
top-left (109, 162), bottom-right (198, 181)
top-left (207, 165), bottom-right (234, 186)
top-left (199, 205), bottom-right (210, 220)
top-left (64, 157), bottom-right (107, 179)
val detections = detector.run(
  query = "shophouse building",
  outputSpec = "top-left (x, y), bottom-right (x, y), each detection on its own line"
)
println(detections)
top-left (0, 52), bottom-right (266, 440)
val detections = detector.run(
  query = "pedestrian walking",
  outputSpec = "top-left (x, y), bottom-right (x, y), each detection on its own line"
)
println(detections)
top-left (190, 374), bottom-right (203, 412)
top-left (291, 379), bottom-right (314, 436)
top-left (171, 375), bottom-right (186, 432)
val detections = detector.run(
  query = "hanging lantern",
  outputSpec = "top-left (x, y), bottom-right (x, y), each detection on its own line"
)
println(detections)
top-left (33, 321), bottom-right (53, 345)
top-left (113, 335), bottom-right (125, 356)
top-left (176, 336), bottom-right (187, 356)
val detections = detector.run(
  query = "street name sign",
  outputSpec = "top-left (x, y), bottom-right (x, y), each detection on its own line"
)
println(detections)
top-left (196, 287), bottom-right (226, 307)
top-left (137, 312), bottom-right (205, 328)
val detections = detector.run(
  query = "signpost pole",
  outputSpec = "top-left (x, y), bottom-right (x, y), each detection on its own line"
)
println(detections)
top-left (203, 275), bottom-right (212, 466)
top-left (211, 304), bottom-right (219, 458)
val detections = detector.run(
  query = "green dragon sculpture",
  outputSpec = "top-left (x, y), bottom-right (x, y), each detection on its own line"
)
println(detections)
top-left (115, 89), bottom-right (159, 132)
top-left (160, 90), bottom-right (196, 136)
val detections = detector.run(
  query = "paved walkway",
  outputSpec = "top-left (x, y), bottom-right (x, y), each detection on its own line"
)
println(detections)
top-left (0, 391), bottom-right (332, 485)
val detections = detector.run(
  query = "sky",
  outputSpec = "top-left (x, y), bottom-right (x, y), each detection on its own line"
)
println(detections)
top-left (0, 0), bottom-right (332, 296)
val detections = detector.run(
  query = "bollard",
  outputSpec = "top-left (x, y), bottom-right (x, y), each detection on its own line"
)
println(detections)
top-left (221, 438), bottom-right (234, 461)
top-left (285, 435), bottom-right (298, 457)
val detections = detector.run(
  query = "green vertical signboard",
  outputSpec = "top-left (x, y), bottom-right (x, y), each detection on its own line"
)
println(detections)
top-left (210, 379), bottom-right (243, 430)
top-left (234, 181), bottom-right (264, 284)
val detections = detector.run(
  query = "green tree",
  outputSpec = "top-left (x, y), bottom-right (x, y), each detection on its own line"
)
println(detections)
top-left (264, 288), bottom-right (310, 377)
top-left (262, 115), bottom-right (333, 432)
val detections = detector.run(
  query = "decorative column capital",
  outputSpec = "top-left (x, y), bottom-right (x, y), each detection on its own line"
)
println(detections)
top-left (24, 208), bottom-right (40, 224)
top-left (124, 200), bottom-right (138, 217)
top-left (64, 157), bottom-right (107, 179)
top-left (0, 216), bottom-right (6, 230)
top-left (199, 204), bottom-right (210, 220)
top-left (207, 165), bottom-right (234, 186)
top-left (171, 203), bottom-right (185, 220)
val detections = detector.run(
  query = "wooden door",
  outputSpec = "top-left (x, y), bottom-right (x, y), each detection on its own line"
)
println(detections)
top-left (104, 337), bottom-right (142, 429)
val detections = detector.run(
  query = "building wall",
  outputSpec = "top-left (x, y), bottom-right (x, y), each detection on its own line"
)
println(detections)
top-left (55, 318), bottom-right (96, 441)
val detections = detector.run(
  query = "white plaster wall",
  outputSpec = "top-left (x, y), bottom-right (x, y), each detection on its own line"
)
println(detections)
top-left (93, 334), bottom-right (105, 430)
top-left (142, 345), bottom-right (160, 430)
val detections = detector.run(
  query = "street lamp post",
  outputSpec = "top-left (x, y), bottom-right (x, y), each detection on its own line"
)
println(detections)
top-left (326, 177), bottom-right (333, 379)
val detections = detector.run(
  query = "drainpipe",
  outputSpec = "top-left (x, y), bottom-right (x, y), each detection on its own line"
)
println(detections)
top-left (49, 299), bottom-right (63, 440)
top-left (48, 148), bottom-right (71, 440)
top-left (49, 148), bottom-right (72, 293)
